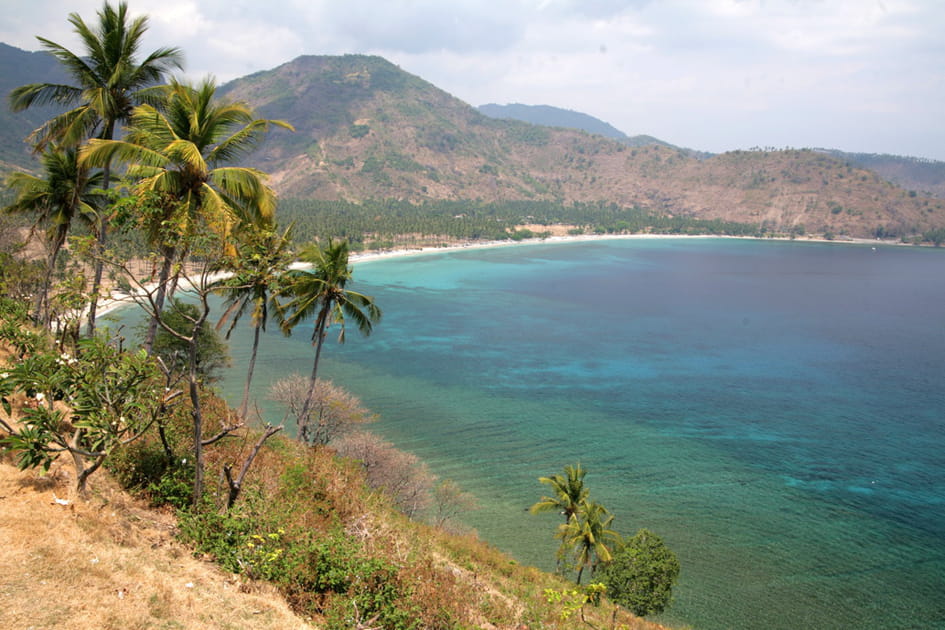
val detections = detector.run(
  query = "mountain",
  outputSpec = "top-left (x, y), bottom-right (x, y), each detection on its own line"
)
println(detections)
top-left (476, 102), bottom-right (697, 154)
top-left (478, 103), bottom-right (632, 141)
top-left (0, 43), bottom-right (66, 172)
top-left (3, 44), bottom-right (944, 239)
top-left (814, 148), bottom-right (945, 199)
top-left (218, 54), bottom-right (944, 239)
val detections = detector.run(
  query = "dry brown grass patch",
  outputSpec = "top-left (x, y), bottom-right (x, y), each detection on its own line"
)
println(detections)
top-left (0, 461), bottom-right (314, 630)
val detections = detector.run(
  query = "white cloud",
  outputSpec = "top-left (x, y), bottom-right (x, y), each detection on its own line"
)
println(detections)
top-left (2, 0), bottom-right (943, 159)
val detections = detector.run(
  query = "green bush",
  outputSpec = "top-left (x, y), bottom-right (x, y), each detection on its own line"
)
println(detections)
top-left (146, 462), bottom-right (195, 509)
top-left (349, 124), bottom-right (370, 138)
top-left (177, 507), bottom-right (416, 628)
top-left (599, 528), bottom-right (680, 617)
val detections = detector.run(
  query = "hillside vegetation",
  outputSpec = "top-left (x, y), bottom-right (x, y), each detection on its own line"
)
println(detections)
top-left (217, 54), bottom-right (945, 240)
top-left (0, 7), bottom-right (683, 624)
top-left (0, 337), bottom-right (671, 630)
top-left (0, 459), bottom-right (314, 630)
top-left (3, 45), bottom-right (945, 241)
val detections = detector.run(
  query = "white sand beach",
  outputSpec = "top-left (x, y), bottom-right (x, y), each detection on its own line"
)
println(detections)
top-left (92, 231), bottom-right (892, 321)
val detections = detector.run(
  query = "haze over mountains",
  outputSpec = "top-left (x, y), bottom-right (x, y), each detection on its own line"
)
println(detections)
top-left (3, 43), bottom-right (945, 239)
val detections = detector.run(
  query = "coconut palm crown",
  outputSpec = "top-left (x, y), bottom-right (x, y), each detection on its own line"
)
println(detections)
top-left (276, 238), bottom-right (381, 441)
top-left (81, 77), bottom-right (293, 238)
top-left (4, 146), bottom-right (104, 324)
top-left (9, 1), bottom-right (184, 151)
top-left (529, 463), bottom-right (590, 524)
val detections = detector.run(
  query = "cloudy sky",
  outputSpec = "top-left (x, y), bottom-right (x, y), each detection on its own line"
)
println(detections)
top-left (3, 0), bottom-right (943, 160)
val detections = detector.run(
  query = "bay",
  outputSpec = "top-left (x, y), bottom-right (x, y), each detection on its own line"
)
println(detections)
top-left (210, 237), bottom-right (945, 629)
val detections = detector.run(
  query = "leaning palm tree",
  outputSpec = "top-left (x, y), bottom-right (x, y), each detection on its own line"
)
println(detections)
top-left (81, 77), bottom-right (293, 349)
top-left (529, 463), bottom-right (590, 525)
top-left (557, 501), bottom-right (621, 584)
top-left (215, 224), bottom-right (294, 420)
top-left (277, 238), bottom-right (381, 442)
top-left (10, 1), bottom-right (184, 336)
top-left (4, 146), bottom-right (103, 326)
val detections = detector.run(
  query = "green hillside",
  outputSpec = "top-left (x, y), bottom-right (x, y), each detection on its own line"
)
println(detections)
top-left (4, 45), bottom-right (945, 240)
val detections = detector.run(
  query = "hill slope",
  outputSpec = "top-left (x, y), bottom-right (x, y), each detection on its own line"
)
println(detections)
top-left (815, 148), bottom-right (945, 199)
top-left (0, 460), bottom-right (313, 630)
top-left (478, 102), bottom-right (633, 141)
top-left (477, 102), bottom-right (690, 154)
top-left (3, 45), bottom-right (944, 239)
top-left (0, 43), bottom-right (66, 172)
top-left (219, 55), bottom-right (944, 239)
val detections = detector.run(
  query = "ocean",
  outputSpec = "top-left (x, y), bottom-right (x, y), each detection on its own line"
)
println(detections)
top-left (207, 237), bottom-right (945, 629)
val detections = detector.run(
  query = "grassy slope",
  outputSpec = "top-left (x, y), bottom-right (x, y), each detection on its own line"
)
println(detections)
top-left (0, 339), bottom-right (673, 630)
top-left (0, 445), bottom-right (674, 630)
top-left (0, 459), bottom-right (314, 630)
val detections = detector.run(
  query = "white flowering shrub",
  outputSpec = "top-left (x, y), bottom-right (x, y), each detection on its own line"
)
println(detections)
top-left (0, 336), bottom-right (167, 494)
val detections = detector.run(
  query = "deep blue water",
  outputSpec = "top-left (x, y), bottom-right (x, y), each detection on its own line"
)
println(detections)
top-left (212, 237), bottom-right (944, 629)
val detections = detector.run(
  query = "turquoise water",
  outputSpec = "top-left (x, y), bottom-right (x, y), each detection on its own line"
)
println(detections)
top-left (209, 237), bottom-right (944, 629)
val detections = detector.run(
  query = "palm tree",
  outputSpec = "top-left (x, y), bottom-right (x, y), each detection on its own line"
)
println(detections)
top-left (4, 146), bottom-right (103, 326)
top-left (80, 77), bottom-right (293, 349)
top-left (9, 1), bottom-right (184, 336)
top-left (529, 463), bottom-right (590, 525)
top-left (277, 238), bottom-right (381, 442)
top-left (557, 501), bottom-right (621, 584)
top-left (215, 224), bottom-right (294, 420)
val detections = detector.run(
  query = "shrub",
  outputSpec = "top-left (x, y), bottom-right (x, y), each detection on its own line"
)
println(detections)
top-left (599, 528), bottom-right (680, 617)
top-left (333, 430), bottom-right (433, 517)
top-left (178, 511), bottom-right (416, 629)
top-left (148, 299), bottom-right (230, 383)
top-left (268, 375), bottom-right (374, 445)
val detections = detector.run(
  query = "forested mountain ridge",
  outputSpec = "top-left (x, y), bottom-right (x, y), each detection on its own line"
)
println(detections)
top-left (4, 44), bottom-right (945, 239)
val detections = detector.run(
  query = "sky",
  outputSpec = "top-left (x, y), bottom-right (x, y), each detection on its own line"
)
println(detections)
top-left (2, 0), bottom-right (943, 160)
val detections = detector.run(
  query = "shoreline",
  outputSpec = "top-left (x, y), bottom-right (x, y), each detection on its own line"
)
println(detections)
top-left (93, 232), bottom-right (900, 319)
top-left (347, 231), bottom-right (899, 266)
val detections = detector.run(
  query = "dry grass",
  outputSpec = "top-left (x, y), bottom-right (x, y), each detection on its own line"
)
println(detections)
top-left (0, 459), bottom-right (314, 630)
top-left (0, 336), bottom-right (677, 630)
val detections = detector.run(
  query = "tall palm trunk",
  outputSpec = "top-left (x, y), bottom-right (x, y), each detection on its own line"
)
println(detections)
top-left (237, 320), bottom-right (262, 420)
top-left (85, 153), bottom-right (112, 337)
top-left (186, 298), bottom-right (211, 505)
top-left (144, 242), bottom-right (177, 352)
top-left (33, 226), bottom-right (68, 326)
top-left (298, 304), bottom-right (331, 443)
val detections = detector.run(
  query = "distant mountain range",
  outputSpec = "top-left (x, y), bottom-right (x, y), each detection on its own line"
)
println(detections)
top-left (0, 43), bottom-right (68, 172)
top-left (477, 103), bottom-right (705, 156)
top-left (478, 103), bottom-right (636, 142)
top-left (475, 102), bottom-right (945, 197)
top-left (3, 43), bottom-right (945, 239)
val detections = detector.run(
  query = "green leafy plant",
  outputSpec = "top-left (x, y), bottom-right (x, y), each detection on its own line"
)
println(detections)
top-left (599, 529), bottom-right (680, 618)
top-left (0, 336), bottom-right (167, 494)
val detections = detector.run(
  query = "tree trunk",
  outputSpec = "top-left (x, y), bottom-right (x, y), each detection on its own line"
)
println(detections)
top-left (86, 138), bottom-right (114, 339)
top-left (144, 243), bottom-right (177, 353)
top-left (190, 375), bottom-right (203, 505)
top-left (224, 424), bottom-right (282, 509)
top-left (68, 428), bottom-right (105, 497)
top-left (297, 305), bottom-right (330, 443)
top-left (188, 296), bottom-right (211, 507)
top-left (238, 322), bottom-right (261, 420)
top-left (34, 229), bottom-right (66, 327)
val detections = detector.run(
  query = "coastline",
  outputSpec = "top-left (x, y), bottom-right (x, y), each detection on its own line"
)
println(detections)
top-left (93, 232), bottom-right (897, 320)
top-left (347, 231), bottom-right (897, 266)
